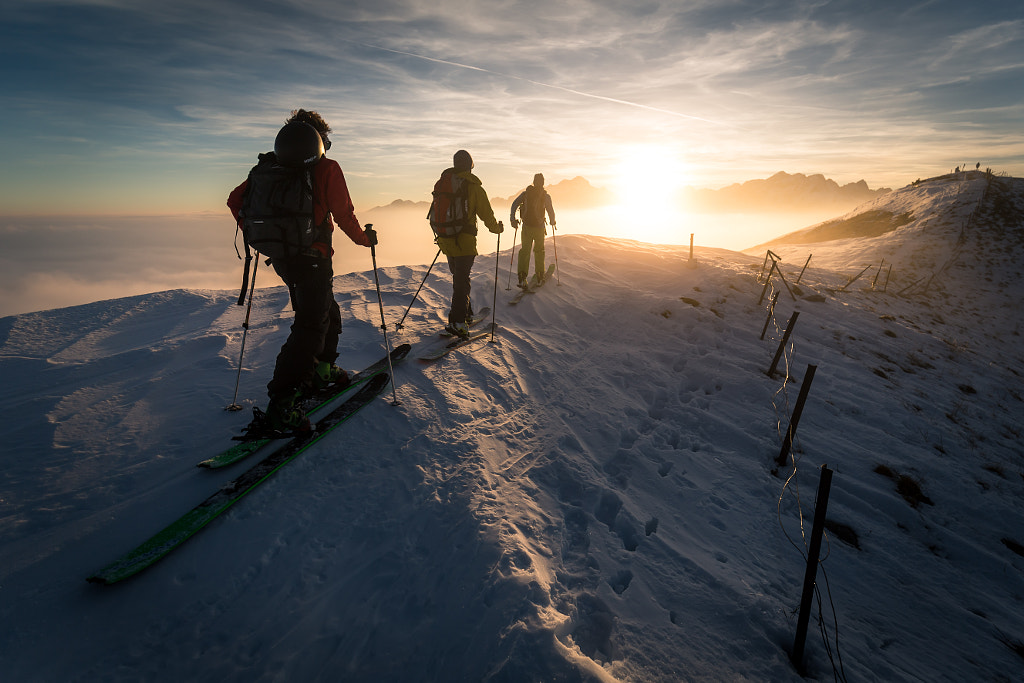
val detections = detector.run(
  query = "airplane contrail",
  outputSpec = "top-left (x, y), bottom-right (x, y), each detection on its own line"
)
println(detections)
top-left (353, 41), bottom-right (723, 126)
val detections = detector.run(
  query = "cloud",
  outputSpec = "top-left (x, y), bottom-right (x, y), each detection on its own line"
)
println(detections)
top-left (941, 19), bottom-right (1024, 65)
top-left (1, 0), bottom-right (1023, 218)
top-left (0, 213), bottom-right (433, 318)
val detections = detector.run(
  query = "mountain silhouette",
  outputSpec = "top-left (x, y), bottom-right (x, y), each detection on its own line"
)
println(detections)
top-left (684, 171), bottom-right (890, 212)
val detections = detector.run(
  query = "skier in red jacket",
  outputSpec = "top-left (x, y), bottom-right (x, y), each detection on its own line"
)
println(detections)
top-left (227, 109), bottom-right (375, 432)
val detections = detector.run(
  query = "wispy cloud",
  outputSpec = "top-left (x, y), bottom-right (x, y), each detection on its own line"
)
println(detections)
top-left (1, 0), bottom-right (1022, 215)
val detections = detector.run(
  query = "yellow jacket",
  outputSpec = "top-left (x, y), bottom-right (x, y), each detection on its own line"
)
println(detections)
top-left (436, 170), bottom-right (501, 257)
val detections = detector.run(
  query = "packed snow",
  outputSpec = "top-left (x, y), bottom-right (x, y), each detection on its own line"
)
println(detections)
top-left (1, 172), bottom-right (1022, 681)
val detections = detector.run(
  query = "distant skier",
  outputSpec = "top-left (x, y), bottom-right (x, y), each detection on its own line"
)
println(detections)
top-left (510, 173), bottom-right (556, 288)
top-left (428, 149), bottom-right (503, 337)
top-left (227, 109), bottom-right (376, 432)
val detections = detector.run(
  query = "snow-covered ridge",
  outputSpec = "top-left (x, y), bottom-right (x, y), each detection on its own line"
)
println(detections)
top-left (1, 175), bottom-right (1022, 681)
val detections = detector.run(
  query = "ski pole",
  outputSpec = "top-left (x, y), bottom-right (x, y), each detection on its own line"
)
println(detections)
top-left (551, 223), bottom-right (561, 285)
top-left (226, 254), bottom-right (259, 411)
top-left (505, 223), bottom-right (519, 290)
top-left (396, 247), bottom-right (441, 330)
top-left (490, 222), bottom-right (502, 343)
top-left (366, 224), bottom-right (400, 406)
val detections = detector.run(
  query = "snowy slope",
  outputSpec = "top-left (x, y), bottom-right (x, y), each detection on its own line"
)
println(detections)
top-left (1, 173), bottom-right (1022, 682)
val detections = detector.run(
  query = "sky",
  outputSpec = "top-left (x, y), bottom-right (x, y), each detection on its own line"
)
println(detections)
top-left (2, 0), bottom-right (1023, 217)
top-left (1, 0), bottom-right (1023, 317)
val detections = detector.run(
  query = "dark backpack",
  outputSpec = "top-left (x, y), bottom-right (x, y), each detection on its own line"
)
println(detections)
top-left (523, 184), bottom-right (547, 225)
top-left (427, 168), bottom-right (471, 238)
top-left (239, 152), bottom-right (318, 260)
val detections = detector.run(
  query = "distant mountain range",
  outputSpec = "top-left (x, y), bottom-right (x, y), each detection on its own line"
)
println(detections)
top-left (365, 171), bottom-right (890, 214)
top-left (682, 171), bottom-right (891, 213)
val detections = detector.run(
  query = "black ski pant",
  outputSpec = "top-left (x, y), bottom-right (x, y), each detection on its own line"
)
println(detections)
top-left (267, 255), bottom-right (341, 400)
top-left (446, 253), bottom-right (475, 326)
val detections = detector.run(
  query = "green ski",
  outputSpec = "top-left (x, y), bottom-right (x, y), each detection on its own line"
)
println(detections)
top-left (87, 372), bottom-right (391, 585)
top-left (198, 343), bottom-right (409, 469)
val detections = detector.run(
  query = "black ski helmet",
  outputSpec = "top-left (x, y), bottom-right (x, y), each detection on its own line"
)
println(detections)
top-left (274, 121), bottom-right (325, 168)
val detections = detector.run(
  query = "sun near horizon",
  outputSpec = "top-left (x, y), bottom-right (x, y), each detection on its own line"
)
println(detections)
top-left (600, 144), bottom-right (696, 245)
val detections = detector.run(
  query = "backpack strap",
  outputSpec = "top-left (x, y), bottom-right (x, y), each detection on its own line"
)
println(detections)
top-left (236, 229), bottom-right (253, 305)
top-left (308, 166), bottom-right (334, 255)
top-left (235, 173), bottom-right (257, 304)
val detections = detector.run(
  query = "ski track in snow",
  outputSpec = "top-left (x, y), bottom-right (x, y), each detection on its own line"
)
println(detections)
top-left (1, 172), bottom-right (1023, 681)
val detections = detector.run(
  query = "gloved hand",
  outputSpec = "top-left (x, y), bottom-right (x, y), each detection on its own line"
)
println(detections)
top-left (490, 221), bottom-right (504, 234)
top-left (511, 219), bottom-right (519, 229)
top-left (551, 222), bottom-right (556, 230)
top-left (364, 225), bottom-right (378, 246)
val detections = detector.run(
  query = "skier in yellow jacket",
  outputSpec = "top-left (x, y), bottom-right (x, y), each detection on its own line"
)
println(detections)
top-left (510, 173), bottom-right (556, 288)
top-left (436, 149), bottom-right (503, 336)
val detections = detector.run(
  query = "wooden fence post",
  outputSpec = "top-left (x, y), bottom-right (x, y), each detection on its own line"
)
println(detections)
top-left (767, 312), bottom-right (799, 378)
top-left (796, 254), bottom-right (812, 284)
top-left (839, 264), bottom-right (873, 292)
top-left (872, 259), bottom-right (886, 289)
top-left (775, 364), bottom-right (817, 467)
top-left (898, 275), bottom-right (925, 296)
top-left (775, 262), bottom-right (797, 301)
top-left (759, 261), bottom-right (778, 305)
top-left (791, 464), bottom-right (834, 675)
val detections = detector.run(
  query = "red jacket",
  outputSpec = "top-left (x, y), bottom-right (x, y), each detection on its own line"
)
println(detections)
top-left (227, 156), bottom-right (370, 256)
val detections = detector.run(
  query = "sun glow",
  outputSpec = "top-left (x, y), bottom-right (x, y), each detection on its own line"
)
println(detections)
top-left (610, 145), bottom-right (693, 244)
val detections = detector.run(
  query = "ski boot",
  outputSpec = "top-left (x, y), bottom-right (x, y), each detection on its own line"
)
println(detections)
top-left (312, 360), bottom-right (351, 392)
top-left (263, 390), bottom-right (311, 434)
top-left (238, 389), bottom-right (310, 440)
top-left (444, 321), bottom-right (470, 338)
